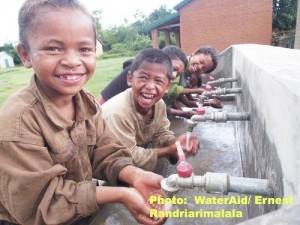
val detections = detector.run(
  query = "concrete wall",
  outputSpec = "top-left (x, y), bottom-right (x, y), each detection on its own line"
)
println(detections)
top-left (180, 0), bottom-right (272, 54)
top-left (213, 44), bottom-right (300, 222)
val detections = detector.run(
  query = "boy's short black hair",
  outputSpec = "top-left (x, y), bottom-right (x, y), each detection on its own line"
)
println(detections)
top-left (131, 48), bottom-right (173, 81)
top-left (18, 0), bottom-right (96, 51)
top-left (162, 45), bottom-right (188, 68)
top-left (194, 46), bottom-right (219, 73)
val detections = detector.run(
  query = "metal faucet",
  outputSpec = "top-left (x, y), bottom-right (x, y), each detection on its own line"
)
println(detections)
top-left (207, 77), bottom-right (239, 85)
top-left (201, 88), bottom-right (242, 98)
top-left (187, 111), bottom-right (250, 132)
top-left (161, 172), bottom-right (274, 197)
top-left (162, 142), bottom-right (274, 198)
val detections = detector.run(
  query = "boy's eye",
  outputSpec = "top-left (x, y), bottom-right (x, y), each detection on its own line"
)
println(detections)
top-left (46, 47), bottom-right (61, 52)
top-left (156, 78), bottom-right (163, 83)
top-left (79, 47), bottom-right (94, 53)
top-left (138, 75), bottom-right (148, 80)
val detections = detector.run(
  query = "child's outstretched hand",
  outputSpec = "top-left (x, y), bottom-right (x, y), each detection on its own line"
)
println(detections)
top-left (121, 187), bottom-right (166, 225)
top-left (182, 110), bottom-right (197, 119)
top-left (205, 99), bottom-right (223, 108)
top-left (117, 166), bottom-right (167, 224)
top-left (175, 134), bottom-right (200, 155)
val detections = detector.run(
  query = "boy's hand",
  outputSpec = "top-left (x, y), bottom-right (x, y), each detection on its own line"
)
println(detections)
top-left (119, 166), bottom-right (165, 203)
top-left (121, 188), bottom-right (166, 225)
top-left (182, 110), bottom-right (197, 119)
top-left (131, 170), bottom-right (164, 201)
top-left (118, 167), bottom-right (167, 224)
top-left (205, 99), bottom-right (223, 108)
top-left (131, 171), bottom-right (167, 224)
top-left (174, 134), bottom-right (200, 155)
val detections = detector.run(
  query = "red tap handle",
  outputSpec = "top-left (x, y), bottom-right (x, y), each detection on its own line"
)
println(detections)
top-left (176, 141), bottom-right (185, 162)
top-left (205, 85), bottom-right (212, 91)
top-left (209, 76), bottom-right (215, 81)
top-left (175, 142), bottom-right (193, 177)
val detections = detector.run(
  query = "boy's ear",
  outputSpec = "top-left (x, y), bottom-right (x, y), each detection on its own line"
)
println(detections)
top-left (127, 71), bottom-right (133, 87)
top-left (17, 44), bottom-right (32, 68)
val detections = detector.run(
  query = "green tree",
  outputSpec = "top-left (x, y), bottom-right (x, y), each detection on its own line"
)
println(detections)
top-left (91, 5), bottom-right (174, 54)
top-left (273, 0), bottom-right (298, 30)
top-left (132, 5), bottom-right (174, 35)
top-left (93, 10), bottom-right (103, 36)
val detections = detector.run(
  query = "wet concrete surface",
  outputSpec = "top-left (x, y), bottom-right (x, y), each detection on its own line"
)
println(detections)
top-left (91, 103), bottom-right (248, 225)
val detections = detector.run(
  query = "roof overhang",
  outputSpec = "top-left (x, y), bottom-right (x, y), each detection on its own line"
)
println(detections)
top-left (144, 12), bottom-right (180, 33)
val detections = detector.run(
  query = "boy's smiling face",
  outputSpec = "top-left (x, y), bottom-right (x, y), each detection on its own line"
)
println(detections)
top-left (127, 61), bottom-right (170, 115)
top-left (188, 53), bottom-right (213, 75)
top-left (17, 7), bottom-right (96, 103)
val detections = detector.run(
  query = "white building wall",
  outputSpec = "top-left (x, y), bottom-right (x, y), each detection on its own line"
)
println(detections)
top-left (0, 53), bottom-right (15, 68)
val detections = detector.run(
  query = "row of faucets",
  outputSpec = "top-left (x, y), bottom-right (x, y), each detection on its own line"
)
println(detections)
top-left (161, 77), bottom-right (274, 199)
top-left (188, 77), bottom-right (249, 132)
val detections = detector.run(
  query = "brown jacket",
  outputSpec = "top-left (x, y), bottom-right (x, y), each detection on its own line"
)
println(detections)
top-left (102, 88), bottom-right (175, 171)
top-left (0, 76), bottom-right (132, 225)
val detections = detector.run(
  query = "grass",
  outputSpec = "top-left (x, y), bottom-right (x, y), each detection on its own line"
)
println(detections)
top-left (0, 56), bottom-right (132, 107)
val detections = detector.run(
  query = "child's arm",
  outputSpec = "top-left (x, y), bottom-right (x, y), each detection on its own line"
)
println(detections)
top-left (96, 185), bottom-right (165, 225)
top-left (181, 87), bottom-right (206, 95)
top-left (168, 108), bottom-right (197, 119)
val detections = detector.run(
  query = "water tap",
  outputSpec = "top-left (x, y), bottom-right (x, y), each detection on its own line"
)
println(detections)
top-left (161, 142), bottom-right (193, 197)
top-left (175, 141), bottom-right (193, 177)
top-left (202, 87), bottom-right (242, 97)
top-left (186, 111), bottom-right (250, 132)
top-left (202, 84), bottom-right (212, 91)
top-left (207, 77), bottom-right (238, 85)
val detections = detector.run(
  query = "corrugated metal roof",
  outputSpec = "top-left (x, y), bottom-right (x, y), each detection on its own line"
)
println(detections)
top-left (173, 0), bottom-right (192, 11)
top-left (143, 0), bottom-right (193, 32)
top-left (144, 12), bottom-right (180, 33)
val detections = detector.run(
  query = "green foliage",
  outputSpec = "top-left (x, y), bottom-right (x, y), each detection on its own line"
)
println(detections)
top-left (273, 0), bottom-right (297, 30)
top-left (0, 43), bottom-right (22, 65)
top-left (129, 35), bottom-right (153, 51)
top-left (92, 5), bottom-right (174, 54)
top-left (131, 5), bottom-right (174, 36)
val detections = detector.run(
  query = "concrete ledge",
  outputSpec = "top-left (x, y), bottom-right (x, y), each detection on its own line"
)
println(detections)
top-left (215, 44), bottom-right (300, 221)
top-left (238, 203), bottom-right (300, 225)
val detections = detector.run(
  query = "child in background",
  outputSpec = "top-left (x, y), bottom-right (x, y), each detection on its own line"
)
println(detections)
top-left (99, 59), bottom-right (133, 105)
top-left (177, 46), bottom-right (223, 109)
top-left (0, 1), bottom-right (165, 225)
top-left (98, 45), bottom-right (198, 118)
top-left (160, 45), bottom-right (198, 119)
top-left (101, 48), bottom-right (199, 172)
top-left (99, 46), bottom-right (222, 118)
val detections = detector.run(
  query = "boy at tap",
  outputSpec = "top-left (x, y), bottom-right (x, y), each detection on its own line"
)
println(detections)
top-left (101, 48), bottom-right (200, 172)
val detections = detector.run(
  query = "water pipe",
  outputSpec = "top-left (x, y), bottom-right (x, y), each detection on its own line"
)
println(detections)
top-left (194, 94), bottom-right (236, 102)
top-left (161, 143), bottom-right (273, 198)
top-left (207, 77), bottom-right (239, 85)
top-left (161, 172), bottom-right (274, 198)
top-left (186, 111), bottom-right (250, 132)
top-left (201, 88), bottom-right (242, 98)
top-left (214, 94), bottom-right (236, 101)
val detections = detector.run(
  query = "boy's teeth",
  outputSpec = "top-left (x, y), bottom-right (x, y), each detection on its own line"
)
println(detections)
top-left (61, 75), bottom-right (80, 80)
top-left (142, 93), bottom-right (154, 99)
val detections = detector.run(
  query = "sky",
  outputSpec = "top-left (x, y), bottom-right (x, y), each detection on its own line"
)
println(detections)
top-left (0, 0), bottom-right (181, 46)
